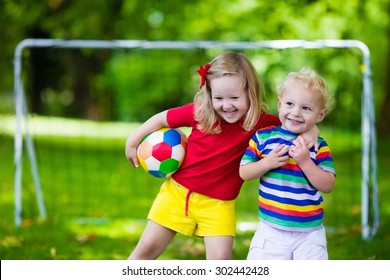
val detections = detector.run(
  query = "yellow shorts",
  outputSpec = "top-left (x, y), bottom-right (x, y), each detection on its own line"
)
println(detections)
top-left (148, 177), bottom-right (236, 237)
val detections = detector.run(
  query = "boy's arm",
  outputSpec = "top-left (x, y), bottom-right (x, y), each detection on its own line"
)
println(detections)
top-left (239, 144), bottom-right (289, 180)
top-left (289, 137), bottom-right (335, 193)
top-left (125, 110), bottom-right (169, 168)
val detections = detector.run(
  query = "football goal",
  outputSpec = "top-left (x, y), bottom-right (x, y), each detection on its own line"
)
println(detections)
top-left (13, 39), bottom-right (379, 240)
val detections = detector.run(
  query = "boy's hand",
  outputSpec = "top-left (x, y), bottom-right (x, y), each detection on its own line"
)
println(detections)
top-left (264, 144), bottom-right (289, 170)
top-left (289, 136), bottom-right (311, 165)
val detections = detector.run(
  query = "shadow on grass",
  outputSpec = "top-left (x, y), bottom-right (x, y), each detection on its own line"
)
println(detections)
top-left (0, 217), bottom-right (207, 260)
top-left (2, 215), bottom-right (390, 260)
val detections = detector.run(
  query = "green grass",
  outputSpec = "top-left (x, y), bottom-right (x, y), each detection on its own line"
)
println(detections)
top-left (0, 116), bottom-right (389, 260)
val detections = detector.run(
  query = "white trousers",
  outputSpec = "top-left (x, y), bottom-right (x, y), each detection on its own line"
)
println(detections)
top-left (247, 222), bottom-right (328, 260)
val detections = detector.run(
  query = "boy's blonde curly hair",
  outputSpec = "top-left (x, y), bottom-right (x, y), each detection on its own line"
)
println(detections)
top-left (277, 67), bottom-right (334, 114)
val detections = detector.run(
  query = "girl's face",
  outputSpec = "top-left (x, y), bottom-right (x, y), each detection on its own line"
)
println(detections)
top-left (209, 75), bottom-right (249, 124)
top-left (278, 80), bottom-right (326, 134)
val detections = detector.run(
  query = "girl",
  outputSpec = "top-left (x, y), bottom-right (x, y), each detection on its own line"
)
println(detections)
top-left (125, 52), bottom-right (316, 260)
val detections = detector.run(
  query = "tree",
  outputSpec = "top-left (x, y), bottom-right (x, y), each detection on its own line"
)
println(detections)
top-left (377, 1), bottom-right (390, 137)
top-left (1, 0), bottom-right (389, 131)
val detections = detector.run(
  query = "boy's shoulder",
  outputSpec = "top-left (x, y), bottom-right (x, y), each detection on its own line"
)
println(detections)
top-left (256, 125), bottom-right (278, 133)
top-left (253, 126), bottom-right (280, 141)
top-left (317, 136), bottom-right (331, 148)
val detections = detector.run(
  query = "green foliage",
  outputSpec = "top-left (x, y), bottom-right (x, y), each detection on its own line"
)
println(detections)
top-left (1, 0), bottom-right (389, 121)
top-left (100, 49), bottom-right (202, 121)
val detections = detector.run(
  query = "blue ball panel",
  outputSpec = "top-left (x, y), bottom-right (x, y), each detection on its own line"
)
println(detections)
top-left (163, 129), bottom-right (181, 146)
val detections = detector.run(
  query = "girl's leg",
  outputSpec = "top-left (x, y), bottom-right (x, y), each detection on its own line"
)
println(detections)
top-left (128, 220), bottom-right (176, 260)
top-left (204, 236), bottom-right (234, 260)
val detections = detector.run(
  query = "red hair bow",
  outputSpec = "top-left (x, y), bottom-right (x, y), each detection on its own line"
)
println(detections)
top-left (197, 63), bottom-right (211, 88)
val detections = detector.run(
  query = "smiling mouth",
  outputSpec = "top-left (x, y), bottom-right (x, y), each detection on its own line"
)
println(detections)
top-left (223, 109), bottom-right (237, 116)
top-left (287, 118), bottom-right (302, 125)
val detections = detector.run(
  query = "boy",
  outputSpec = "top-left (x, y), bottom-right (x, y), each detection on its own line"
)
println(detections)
top-left (239, 67), bottom-right (336, 260)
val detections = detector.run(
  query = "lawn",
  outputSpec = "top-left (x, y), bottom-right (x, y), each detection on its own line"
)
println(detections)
top-left (0, 115), bottom-right (389, 260)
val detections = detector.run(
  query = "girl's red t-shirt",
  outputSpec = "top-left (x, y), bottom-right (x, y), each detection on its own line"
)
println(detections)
top-left (167, 103), bottom-right (280, 200)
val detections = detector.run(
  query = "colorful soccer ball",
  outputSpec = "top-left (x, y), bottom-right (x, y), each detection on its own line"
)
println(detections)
top-left (137, 128), bottom-right (187, 178)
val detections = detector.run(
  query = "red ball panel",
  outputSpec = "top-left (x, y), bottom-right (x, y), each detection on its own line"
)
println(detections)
top-left (152, 142), bottom-right (172, 161)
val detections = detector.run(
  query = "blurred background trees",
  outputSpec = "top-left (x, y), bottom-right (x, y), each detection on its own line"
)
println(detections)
top-left (1, 0), bottom-right (389, 135)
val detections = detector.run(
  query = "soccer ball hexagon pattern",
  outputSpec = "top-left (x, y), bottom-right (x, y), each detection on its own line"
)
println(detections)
top-left (137, 128), bottom-right (187, 178)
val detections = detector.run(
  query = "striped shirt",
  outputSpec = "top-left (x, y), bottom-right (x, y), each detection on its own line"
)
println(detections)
top-left (240, 126), bottom-right (335, 232)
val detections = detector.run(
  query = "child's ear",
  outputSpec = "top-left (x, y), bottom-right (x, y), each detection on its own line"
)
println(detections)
top-left (316, 109), bottom-right (327, 123)
top-left (277, 96), bottom-right (282, 110)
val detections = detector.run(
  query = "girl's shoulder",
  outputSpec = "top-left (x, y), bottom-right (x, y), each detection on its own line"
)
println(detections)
top-left (167, 103), bottom-right (195, 127)
top-left (255, 113), bottom-right (281, 129)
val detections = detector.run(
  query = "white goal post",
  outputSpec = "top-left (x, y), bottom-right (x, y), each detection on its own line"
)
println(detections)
top-left (13, 39), bottom-right (379, 240)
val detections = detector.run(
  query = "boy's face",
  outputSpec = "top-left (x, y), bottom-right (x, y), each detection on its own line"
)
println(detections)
top-left (278, 80), bottom-right (326, 134)
top-left (210, 75), bottom-right (249, 124)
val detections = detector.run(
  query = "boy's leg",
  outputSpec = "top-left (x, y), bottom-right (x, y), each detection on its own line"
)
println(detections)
top-left (247, 222), bottom-right (292, 260)
top-left (293, 227), bottom-right (328, 260)
top-left (204, 236), bottom-right (234, 260)
top-left (128, 220), bottom-right (176, 260)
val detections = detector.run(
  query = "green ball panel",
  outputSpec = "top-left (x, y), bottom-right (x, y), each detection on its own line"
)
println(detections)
top-left (160, 158), bottom-right (180, 174)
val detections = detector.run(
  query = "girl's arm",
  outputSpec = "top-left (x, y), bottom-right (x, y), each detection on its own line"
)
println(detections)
top-left (239, 144), bottom-right (289, 180)
top-left (289, 137), bottom-right (335, 193)
top-left (125, 110), bottom-right (169, 168)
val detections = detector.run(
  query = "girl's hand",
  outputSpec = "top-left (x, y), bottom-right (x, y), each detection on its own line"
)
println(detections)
top-left (124, 110), bottom-right (169, 169)
top-left (300, 125), bottom-right (320, 151)
top-left (125, 142), bottom-right (140, 168)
